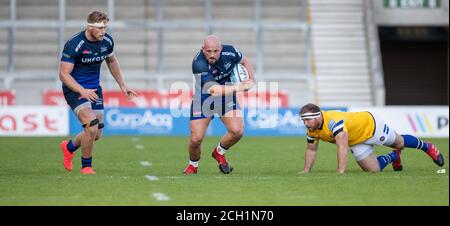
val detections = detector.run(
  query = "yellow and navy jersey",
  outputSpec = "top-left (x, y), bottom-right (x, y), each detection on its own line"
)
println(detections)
top-left (306, 110), bottom-right (376, 146)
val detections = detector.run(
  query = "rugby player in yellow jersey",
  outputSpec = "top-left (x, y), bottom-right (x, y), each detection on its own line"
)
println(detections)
top-left (298, 103), bottom-right (444, 174)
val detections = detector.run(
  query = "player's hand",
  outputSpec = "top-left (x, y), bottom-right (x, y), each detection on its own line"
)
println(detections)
top-left (238, 79), bottom-right (255, 92)
top-left (79, 88), bottom-right (98, 103)
top-left (121, 86), bottom-right (138, 100)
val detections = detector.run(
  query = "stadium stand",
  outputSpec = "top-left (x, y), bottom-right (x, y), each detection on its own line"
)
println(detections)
top-left (309, 0), bottom-right (373, 107)
top-left (0, 0), bottom-right (368, 107)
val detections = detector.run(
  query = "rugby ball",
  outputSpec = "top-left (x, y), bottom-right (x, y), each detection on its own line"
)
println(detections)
top-left (230, 64), bottom-right (249, 84)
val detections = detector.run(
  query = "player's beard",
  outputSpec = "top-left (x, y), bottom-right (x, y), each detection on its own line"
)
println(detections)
top-left (96, 34), bottom-right (104, 41)
top-left (208, 57), bottom-right (217, 64)
top-left (306, 125), bottom-right (316, 131)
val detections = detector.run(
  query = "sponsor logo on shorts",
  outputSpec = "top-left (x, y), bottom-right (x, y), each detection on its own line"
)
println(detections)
top-left (95, 98), bottom-right (103, 105)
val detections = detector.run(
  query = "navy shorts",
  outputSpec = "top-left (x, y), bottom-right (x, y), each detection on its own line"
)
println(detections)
top-left (63, 86), bottom-right (104, 113)
top-left (190, 94), bottom-right (240, 120)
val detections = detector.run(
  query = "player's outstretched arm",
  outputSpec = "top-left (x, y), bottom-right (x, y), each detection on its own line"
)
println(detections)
top-left (300, 142), bottom-right (318, 174)
top-left (106, 54), bottom-right (138, 100)
top-left (335, 131), bottom-right (349, 174)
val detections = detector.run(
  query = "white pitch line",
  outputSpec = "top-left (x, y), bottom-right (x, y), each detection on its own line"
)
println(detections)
top-left (140, 161), bottom-right (152, 167)
top-left (135, 144), bottom-right (145, 150)
top-left (153, 192), bottom-right (170, 201)
top-left (145, 175), bottom-right (159, 181)
top-left (131, 137), bottom-right (140, 142)
top-left (166, 176), bottom-right (184, 179)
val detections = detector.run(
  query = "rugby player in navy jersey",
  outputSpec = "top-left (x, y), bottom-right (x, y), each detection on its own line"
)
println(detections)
top-left (59, 11), bottom-right (137, 174)
top-left (183, 35), bottom-right (255, 174)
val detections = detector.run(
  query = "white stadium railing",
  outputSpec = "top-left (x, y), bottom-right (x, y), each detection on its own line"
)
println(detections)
top-left (0, 0), bottom-right (315, 106)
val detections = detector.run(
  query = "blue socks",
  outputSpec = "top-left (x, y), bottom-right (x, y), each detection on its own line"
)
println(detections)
top-left (81, 156), bottom-right (92, 168)
top-left (401, 135), bottom-right (429, 152)
top-left (377, 151), bottom-right (399, 171)
top-left (67, 139), bottom-right (79, 153)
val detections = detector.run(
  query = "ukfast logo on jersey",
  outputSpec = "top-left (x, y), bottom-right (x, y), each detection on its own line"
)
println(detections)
top-left (81, 55), bottom-right (107, 63)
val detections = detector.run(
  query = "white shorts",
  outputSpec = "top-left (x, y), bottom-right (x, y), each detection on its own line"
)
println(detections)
top-left (350, 113), bottom-right (397, 161)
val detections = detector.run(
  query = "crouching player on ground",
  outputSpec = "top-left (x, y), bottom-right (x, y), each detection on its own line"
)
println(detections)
top-left (299, 103), bottom-right (444, 174)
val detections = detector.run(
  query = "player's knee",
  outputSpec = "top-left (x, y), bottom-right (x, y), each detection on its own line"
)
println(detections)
top-left (391, 135), bottom-right (405, 150)
top-left (363, 167), bottom-right (380, 173)
top-left (392, 136), bottom-right (405, 150)
top-left (83, 119), bottom-right (99, 138)
top-left (396, 140), bottom-right (405, 150)
top-left (86, 126), bottom-right (98, 138)
top-left (229, 127), bottom-right (244, 139)
top-left (190, 136), bottom-right (204, 147)
top-left (95, 123), bottom-right (104, 141)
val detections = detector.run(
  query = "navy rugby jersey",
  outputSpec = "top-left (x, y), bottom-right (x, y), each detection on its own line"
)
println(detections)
top-left (60, 30), bottom-right (114, 89)
top-left (191, 44), bottom-right (244, 100)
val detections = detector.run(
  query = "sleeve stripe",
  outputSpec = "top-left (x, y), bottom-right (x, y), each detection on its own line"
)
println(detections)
top-left (306, 135), bottom-right (315, 143)
top-left (331, 120), bottom-right (344, 134)
top-left (104, 36), bottom-right (113, 46)
top-left (74, 40), bottom-right (85, 52)
top-left (332, 120), bottom-right (344, 129)
top-left (333, 128), bottom-right (344, 137)
top-left (332, 124), bottom-right (344, 134)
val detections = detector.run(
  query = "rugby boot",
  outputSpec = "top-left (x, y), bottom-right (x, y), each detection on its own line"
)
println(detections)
top-left (212, 148), bottom-right (233, 174)
top-left (426, 143), bottom-right (445, 167)
top-left (183, 164), bottom-right (198, 174)
top-left (60, 140), bottom-right (74, 172)
top-left (80, 167), bottom-right (96, 175)
top-left (392, 149), bottom-right (403, 171)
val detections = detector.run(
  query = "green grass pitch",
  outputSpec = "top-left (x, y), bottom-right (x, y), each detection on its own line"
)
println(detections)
top-left (0, 136), bottom-right (448, 205)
